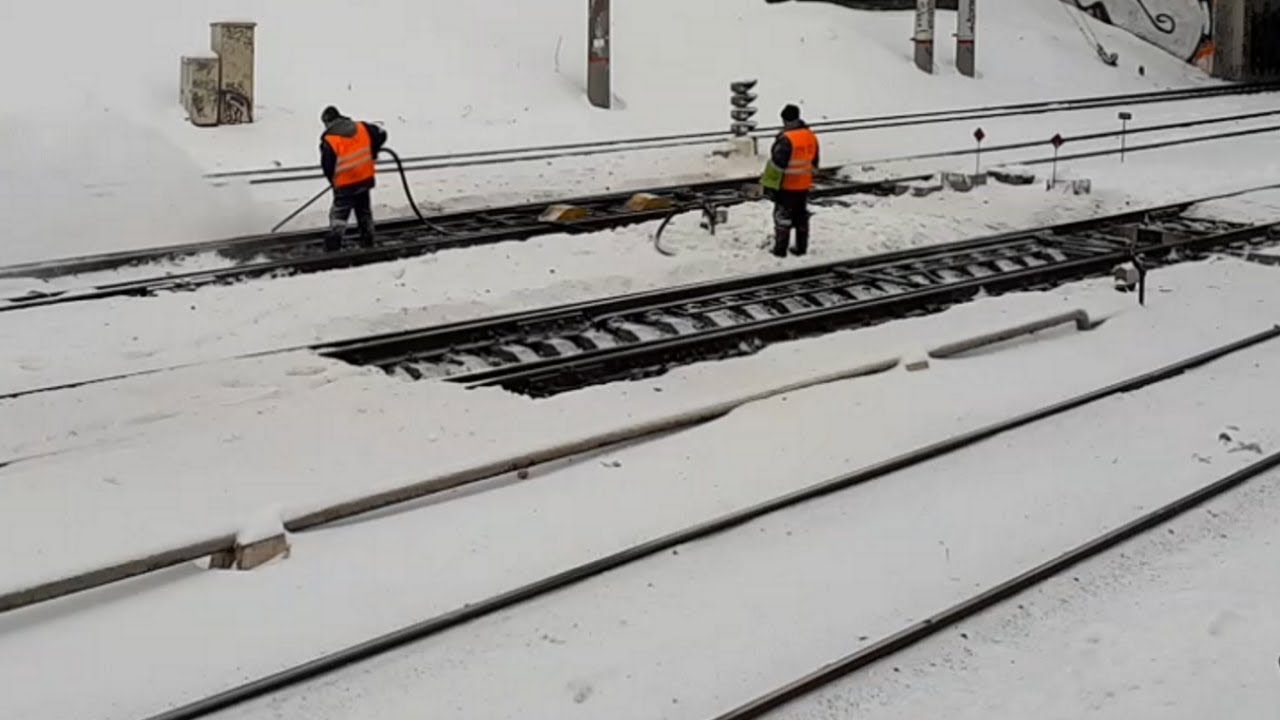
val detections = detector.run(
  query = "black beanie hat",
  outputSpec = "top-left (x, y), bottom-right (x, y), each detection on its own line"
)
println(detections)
top-left (781, 104), bottom-right (800, 122)
top-left (321, 105), bottom-right (341, 124)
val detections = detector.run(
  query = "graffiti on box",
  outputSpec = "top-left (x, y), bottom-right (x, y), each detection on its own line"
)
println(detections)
top-left (1067, 0), bottom-right (1214, 69)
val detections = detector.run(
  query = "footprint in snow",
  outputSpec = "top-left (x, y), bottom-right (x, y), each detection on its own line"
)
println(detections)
top-left (567, 681), bottom-right (593, 704)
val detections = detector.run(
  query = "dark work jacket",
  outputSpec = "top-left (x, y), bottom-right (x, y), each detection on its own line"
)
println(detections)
top-left (320, 116), bottom-right (388, 194)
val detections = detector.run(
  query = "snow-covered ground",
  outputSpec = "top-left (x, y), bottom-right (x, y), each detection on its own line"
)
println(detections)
top-left (5, 255), bottom-right (1280, 720)
top-left (0, 0), bottom-right (1214, 264)
top-left (771, 453), bottom-right (1280, 720)
top-left (6, 1), bottom-right (1280, 718)
top-left (5, 136), bottom-right (1280, 399)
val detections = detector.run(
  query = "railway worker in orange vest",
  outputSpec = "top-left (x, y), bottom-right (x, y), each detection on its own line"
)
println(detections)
top-left (320, 105), bottom-right (388, 252)
top-left (762, 104), bottom-right (820, 258)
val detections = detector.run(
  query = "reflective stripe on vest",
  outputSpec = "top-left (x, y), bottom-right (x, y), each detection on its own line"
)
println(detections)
top-left (781, 127), bottom-right (818, 191)
top-left (326, 123), bottom-right (376, 188)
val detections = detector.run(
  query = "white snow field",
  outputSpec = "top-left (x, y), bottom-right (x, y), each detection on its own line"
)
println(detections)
top-left (4, 1), bottom-right (1280, 719)
top-left (0, 0), bottom-right (1216, 265)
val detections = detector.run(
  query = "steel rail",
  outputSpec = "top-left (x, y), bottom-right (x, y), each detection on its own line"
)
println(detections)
top-left (136, 324), bottom-right (1280, 720)
top-left (0, 175), bottom-right (914, 312)
top-left (327, 214), bottom-right (1280, 396)
top-left (313, 191), bottom-right (1261, 361)
top-left (243, 94), bottom-right (1280, 185)
top-left (208, 82), bottom-right (1280, 182)
top-left (2, 187), bottom-right (1275, 405)
top-left (0, 176), bottom-right (770, 280)
top-left (1, 209), bottom-right (1271, 618)
top-left (317, 202), bottom-right (1177, 358)
top-left (7, 104), bottom-right (1278, 293)
top-left (0, 200), bottom-right (1190, 404)
top-left (858, 106), bottom-right (1280, 167)
top-left (708, 446), bottom-right (1280, 720)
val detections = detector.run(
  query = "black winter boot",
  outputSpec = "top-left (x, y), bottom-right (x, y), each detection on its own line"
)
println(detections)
top-left (771, 227), bottom-right (790, 258)
top-left (791, 227), bottom-right (809, 256)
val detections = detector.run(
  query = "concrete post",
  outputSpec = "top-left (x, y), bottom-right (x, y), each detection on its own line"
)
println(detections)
top-left (211, 21), bottom-right (256, 124)
top-left (180, 56), bottom-right (221, 127)
top-left (1213, 0), bottom-right (1247, 79)
top-left (914, 0), bottom-right (937, 74)
top-left (587, 0), bottom-right (611, 109)
top-left (1244, 0), bottom-right (1280, 80)
top-left (956, 0), bottom-right (976, 77)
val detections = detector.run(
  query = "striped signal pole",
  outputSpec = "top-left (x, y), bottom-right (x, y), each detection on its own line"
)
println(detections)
top-left (957, 0), bottom-right (976, 77)
top-left (914, 0), bottom-right (937, 74)
top-left (588, 0), bottom-right (611, 109)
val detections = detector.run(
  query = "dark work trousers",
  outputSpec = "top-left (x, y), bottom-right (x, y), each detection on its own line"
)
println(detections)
top-left (772, 190), bottom-right (810, 257)
top-left (326, 189), bottom-right (376, 252)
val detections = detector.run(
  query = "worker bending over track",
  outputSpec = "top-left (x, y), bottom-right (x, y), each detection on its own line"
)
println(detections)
top-left (761, 104), bottom-right (820, 258)
top-left (320, 105), bottom-right (388, 252)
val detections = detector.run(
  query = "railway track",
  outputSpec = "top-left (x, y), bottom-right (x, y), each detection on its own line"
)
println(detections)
top-left (320, 200), bottom-right (1280, 397)
top-left (0, 172), bottom-right (917, 312)
top-left (4, 85), bottom-right (1280, 310)
top-left (214, 82), bottom-right (1280, 185)
top-left (5, 99), bottom-right (1280, 315)
top-left (709, 448), bottom-right (1280, 720)
top-left (2, 185), bottom-right (1276, 408)
top-left (137, 326), bottom-right (1280, 720)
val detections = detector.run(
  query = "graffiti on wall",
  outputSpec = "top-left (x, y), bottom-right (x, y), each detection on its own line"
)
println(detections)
top-left (1067, 0), bottom-right (1214, 69)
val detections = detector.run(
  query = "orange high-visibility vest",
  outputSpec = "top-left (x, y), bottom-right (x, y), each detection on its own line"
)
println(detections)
top-left (326, 123), bottom-right (376, 188)
top-left (781, 127), bottom-right (818, 191)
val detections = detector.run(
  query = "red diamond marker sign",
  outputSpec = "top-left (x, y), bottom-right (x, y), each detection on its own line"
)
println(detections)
top-left (1051, 133), bottom-right (1065, 149)
top-left (974, 127), bottom-right (986, 142)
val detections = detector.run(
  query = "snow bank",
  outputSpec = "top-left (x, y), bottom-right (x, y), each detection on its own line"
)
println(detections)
top-left (0, 0), bottom-right (1208, 262)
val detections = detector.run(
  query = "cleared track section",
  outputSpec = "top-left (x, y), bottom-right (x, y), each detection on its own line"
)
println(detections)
top-left (0, 172), bottom-right (915, 312)
top-left (321, 202), bottom-right (1278, 396)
